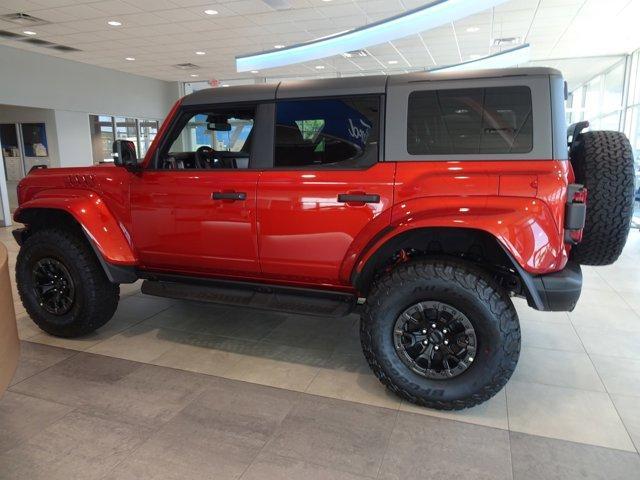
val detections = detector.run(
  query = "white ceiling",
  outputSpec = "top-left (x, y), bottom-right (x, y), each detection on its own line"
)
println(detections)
top-left (0, 0), bottom-right (637, 88)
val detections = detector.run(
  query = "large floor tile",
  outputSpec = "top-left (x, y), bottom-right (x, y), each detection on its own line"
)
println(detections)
top-left (520, 318), bottom-right (584, 352)
top-left (399, 388), bottom-right (509, 430)
top-left (150, 335), bottom-right (252, 377)
top-left (569, 304), bottom-right (640, 332)
top-left (143, 301), bottom-right (287, 341)
top-left (0, 411), bottom-right (151, 480)
top-left (610, 394), bottom-right (640, 452)
top-left (10, 353), bottom-right (209, 428)
top-left (86, 324), bottom-right (191, 363)
top-left (104, 379), bottom-right (299, 480)
top-left (223, 342), bottom-right (330, 392)
top-left (305, 352), bottom-right (401, 410)
top-left (0, 392), bottom-right (73, 454)
top-left (379, 413), bottom-right (512, 480)
top-left (265, 395), bottom-right (396, 477)
top-left (512, 347), bottom-right (605, 391)
top-left (260, 315), bottom-right (356, 351)
top-left (506, 380), bottom-right (635, 451)
top-left (510, 431), bottom-right (640, 480)
top-left (573, 287), bottom-right (627, 308)
top-left (591, 354), bottom-right (640, 397)
top-left (241, 452), bottom-right (372, 480)
top-left (15, 315), bottom-right (41, 340)
top-left (574, 325), bottom-right (640, 359)
top-left (10, 341), bottom-right (76, 386)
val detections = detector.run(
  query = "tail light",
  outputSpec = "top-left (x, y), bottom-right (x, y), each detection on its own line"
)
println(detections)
top-left (564, 184), bottom-right (587, 244)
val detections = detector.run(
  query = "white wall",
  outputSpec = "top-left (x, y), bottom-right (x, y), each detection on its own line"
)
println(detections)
top-left (0, 45), bottom-right (179, 119)
top-left (53, 110), bottom-right (92, 168)
top-left (0, 45), bottom-right (180, 168)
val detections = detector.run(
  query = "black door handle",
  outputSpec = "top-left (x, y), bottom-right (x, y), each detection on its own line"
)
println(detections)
top-left (337, 193), bottom-right (380, 204)
top-left (212, 192), bottom-right (247, 201)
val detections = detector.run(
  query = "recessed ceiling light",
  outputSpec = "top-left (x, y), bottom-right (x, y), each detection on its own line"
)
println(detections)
top-left (274, 44), bottom-right (285, 49)
top-left (251, 70), bottom-right (259, 73)
top-left (107, 20), bottom-right (122, 26)
top-left (387, 60), bottom-right (398, 64)
top-left (315, 65), bottom-right (325, 69)
top-left (125, 57), bottom-right (135, 61)
top-left (23, 30), bottom-right (36, 35)
top-left (195, 51), bottom-right (206, 55)
top-left (204, 9), bottom-right (218, 15)
top-left (466, 26), bottom-right (480, 33)
top-left (190, 74), bottom-right (199, 77)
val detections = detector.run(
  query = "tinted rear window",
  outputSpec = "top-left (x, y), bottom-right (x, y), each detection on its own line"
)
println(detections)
top-left (407, 86), bottom-right (533, 155)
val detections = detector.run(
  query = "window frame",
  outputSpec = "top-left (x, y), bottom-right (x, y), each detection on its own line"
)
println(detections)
top-left (150, 102), bottom-right (274, 171)
top-left (269, 94), bottom-right (385, 170)
top-left (386, 76), bottom-right (552, 161)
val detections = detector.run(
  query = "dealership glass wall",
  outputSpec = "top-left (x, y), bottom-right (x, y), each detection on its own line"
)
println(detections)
top-left (89, 115), bottom-right (159, 164)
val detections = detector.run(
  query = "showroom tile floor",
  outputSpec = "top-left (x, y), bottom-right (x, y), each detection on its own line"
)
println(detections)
top-left (1, 225), bottom-right (640, 479)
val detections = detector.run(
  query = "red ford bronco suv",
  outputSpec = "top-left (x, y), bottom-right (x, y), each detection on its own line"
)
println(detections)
top-left (12, 68), bottom-right (635, 410)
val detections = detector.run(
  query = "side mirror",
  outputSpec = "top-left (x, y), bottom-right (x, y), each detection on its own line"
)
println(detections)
top-left (112, 140), bottom-right (138, 168)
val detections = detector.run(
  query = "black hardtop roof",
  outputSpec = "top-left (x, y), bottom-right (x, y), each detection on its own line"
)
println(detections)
top-left (181, 67), bottom-right (562, 106)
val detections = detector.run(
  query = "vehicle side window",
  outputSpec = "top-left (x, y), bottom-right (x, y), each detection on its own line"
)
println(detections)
top-left (158, 106), bottom-right (255, 169)
top-left (274, 96), bottom-right (380, 168)
top-left (407, 86), bottom-right (533, 155)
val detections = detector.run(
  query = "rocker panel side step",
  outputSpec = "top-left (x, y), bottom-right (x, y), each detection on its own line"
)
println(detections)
top-left (140, 277), bottom-right (357, 317)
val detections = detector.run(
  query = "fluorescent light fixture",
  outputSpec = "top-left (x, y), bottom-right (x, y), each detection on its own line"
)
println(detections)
top-left (195, 51), bottom-right (206, 55)
top-left (107, 20), bottom-right (122, 26)
top-left (466, 26), bottom-right (479, 32)
top-left (388, 60), bottom-right (398, 64)
top-left (221, 84), bottom-right (230, 87)
top-left (273, 44), bottom-right (285, 49)
top-left (430, 43), bottom-right (531, 72)
top-left (190, 74), bottom-right (199, 77)
top-left (236, 0), bottom-right (509, 72)
top-left (314, 65), bottom-right (325, 69)
top-left (251, 70), bottom-right (260, 73)
top-left (125, 57), bottom-right (135, 61)
top-left (204, 9), bottom-right (218, 15)
top-left (23, 30), bottom-right (36, 35)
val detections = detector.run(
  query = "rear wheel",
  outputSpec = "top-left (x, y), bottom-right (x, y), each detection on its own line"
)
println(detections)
top-left (16, 228), bottom-right (119, 338)
top-left (570, 130), bottom-right (635, 265)
top-left (361, 258), bottom-right (520, 410)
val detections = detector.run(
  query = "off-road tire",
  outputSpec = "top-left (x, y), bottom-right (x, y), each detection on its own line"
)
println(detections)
top-left (570, 130), bottom-right (635, 265)
top-left (16, 228), bottom-right (120, 338)
top-left (361, 258), bottom-right (520, 410)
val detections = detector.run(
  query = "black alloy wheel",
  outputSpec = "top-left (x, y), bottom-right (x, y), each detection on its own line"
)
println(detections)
top-left (32, 257), bottom-right (76, 315)
top-left (393, 301), bottom-right (477, 379)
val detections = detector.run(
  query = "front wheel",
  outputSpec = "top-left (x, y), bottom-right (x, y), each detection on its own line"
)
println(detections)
top-left (16, 228), bottom-right (120, 338)
top-left (361, 258), bottom-right (520, 410)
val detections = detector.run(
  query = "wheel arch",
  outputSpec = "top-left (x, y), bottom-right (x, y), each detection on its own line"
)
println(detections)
top-left (14, 200), bottom-right (137, 283)
top-left (351, 226), bottom-right (545, 309)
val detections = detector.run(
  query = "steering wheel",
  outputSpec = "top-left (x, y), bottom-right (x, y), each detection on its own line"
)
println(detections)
top-left (195, 146), bottom-right (214, 169)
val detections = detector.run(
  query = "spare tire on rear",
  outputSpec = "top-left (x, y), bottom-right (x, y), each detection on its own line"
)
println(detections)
top-left (570, 130), bottom-right (635, 265)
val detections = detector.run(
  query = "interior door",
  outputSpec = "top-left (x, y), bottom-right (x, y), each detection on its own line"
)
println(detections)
top-left (257, 95), bottom-right (393, 285)
top-left (130, 103), bottom-right (269, 277)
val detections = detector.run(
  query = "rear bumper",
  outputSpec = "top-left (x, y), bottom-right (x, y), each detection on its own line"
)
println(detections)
top-left (526, 261), bottom-right (582, 312)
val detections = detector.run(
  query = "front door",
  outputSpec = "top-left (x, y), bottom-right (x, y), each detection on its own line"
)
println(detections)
top-left (131, 103), bottom-right (266, 277)
top-left (257, 96), bottom-right (394, 286)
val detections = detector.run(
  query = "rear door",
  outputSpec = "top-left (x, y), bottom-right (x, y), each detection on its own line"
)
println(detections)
top-left (257, 95), bottom-right (394, 285)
